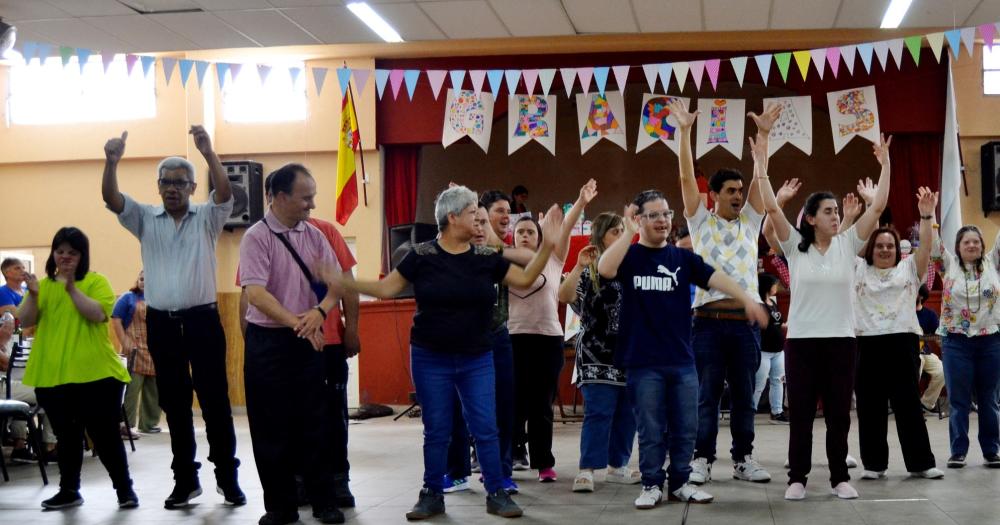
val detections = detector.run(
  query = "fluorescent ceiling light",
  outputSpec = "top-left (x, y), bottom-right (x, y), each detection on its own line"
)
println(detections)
top-left (880, 0), bottom-right (913, 29)
top-left (347, 2), bottom-right (404, 43)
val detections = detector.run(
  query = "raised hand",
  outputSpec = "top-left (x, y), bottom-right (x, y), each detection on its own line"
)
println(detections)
top-left (24, 273), bottom-right (39, 295)
top-left (775, 178), bottom-right (802, 206)
top-left (748, 102), bottom-right (783, 135)
top-left (668, 98), bottom-right (698, 129)
top-left (748, 135), bottom-right (768, 164)
top-left (856, 177), bottom-right (876, 205)
top-left (872, 133), bottom-right (892, 166)
top-left (578, 178), bottom-right (598, 205)
top-left (539, 204), bottom-right (564, 247)
top-left (576, 245), bottom-right (599, 268)
top-left (842, 192), bottom-right (862, 221)
top-left (104, 131), bottom-right (128, 164)
top-left (622, 204), bottom-right (640, 235)
top-left (190, 125), bottom-right (214, 157)
top-left (916, 186), bottom-right (938, 217)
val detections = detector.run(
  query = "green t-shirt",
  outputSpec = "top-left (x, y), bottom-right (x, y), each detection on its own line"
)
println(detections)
top-left (23, 272), bottom-right (131, 388)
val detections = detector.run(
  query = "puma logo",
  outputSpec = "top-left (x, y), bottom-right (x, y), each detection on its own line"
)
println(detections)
top-left (635, 265), bottom-right (682, 292)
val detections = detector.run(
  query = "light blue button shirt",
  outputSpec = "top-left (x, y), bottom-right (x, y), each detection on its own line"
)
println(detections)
top-left (114, 191), bottom-right (233, 311)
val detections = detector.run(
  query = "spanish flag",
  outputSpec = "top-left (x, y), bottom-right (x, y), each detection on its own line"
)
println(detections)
top-left (336, 86), bottom-right (360, 225)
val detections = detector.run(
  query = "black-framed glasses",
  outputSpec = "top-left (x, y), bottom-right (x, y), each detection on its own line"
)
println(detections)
top-left (642, 210), bottom-right (674, 221)
top-left (158, 178), bottom-right (192, 189)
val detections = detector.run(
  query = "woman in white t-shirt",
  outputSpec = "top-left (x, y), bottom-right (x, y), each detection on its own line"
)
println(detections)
top-left (509, 179), bottom-right (596, 482)
top-left (852, 188), bottom-right (942, 481)
top-left (755, 128), bottom-right (893, 502)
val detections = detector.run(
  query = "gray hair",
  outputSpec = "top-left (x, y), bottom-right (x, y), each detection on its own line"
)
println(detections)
top-left (156, 156), bottom-right (196, 183)
top-left (434, 186), bottom-right (478, 232)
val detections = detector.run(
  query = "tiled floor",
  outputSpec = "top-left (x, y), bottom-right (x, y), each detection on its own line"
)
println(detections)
top-left (1, 410), bottom-right (999, 524)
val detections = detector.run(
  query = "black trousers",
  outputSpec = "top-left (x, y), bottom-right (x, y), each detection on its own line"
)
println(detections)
top-left (245, 324), bottom-right (335, 513)
top-left (511, 333), bottom-right (564, 470)
top-left (147, 305), bottom-right (239, 484)
top-left (35, 378), bottom-right (132, 492)
top-left (325, 344), bottom-right (350, 475)
top-left (856, 333), bottom-right (936, 472)
top-left (785, 338), bottom-right (856, 487)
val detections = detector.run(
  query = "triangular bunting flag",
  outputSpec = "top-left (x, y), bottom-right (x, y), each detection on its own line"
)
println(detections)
top-left (59, 46), bottom-right (73, 67)
top-left (810, 49), bottom-right (827, 80)
top-left (960, 27), bottom-right (976, 57)
top-left (313, 66), bottom-right (329, 96)
top-left (657, 63), bottom-right (673, 90)
top-left (578, 67), bottom-right (594, 94)
top-left (230, 63), bottom-right (243, 82)
top-left (522, 69), bottom-right (538, 94)
top-left (163, 57), bottom-right (178, 85)
top-left (196, 61), bottom-right (210, 88)
top-left (538, 68), bottom-right (556, 96)
top-left (840, 45), bottom-right (857, 75)
top-left (486, 69), bottom-right (503, 97)
top-left (101, 51), bottom-right (115, 73)
top-left (888, 38), bottom-right (905, 69)
top-left (21, 41), bottom-right (38, 63)
top-left (642, 63), bottom-right (659, 91)
top-left (36, 43), bottom-right (52, 63)
top-left (388, 69), bottom-right (404, 99)
top-left (289, 66), bottom-right (303, 88)
top-left (403, 69), bottom-right (420, 100)
top-left (337, 67), bottom-right (352, 96)
top-left (730, 57), bottom-right (748, 87)
top-left (673, 62), bottom-right (689, 90)
top-left (774, 52), bottom-right (792, 83)
top-left (427, 70), bottom-right (447, 99)
top-left (353, 69), bottom-right (371, 94)
top-left (705, 59), bottom-right (721, 90)
top-left (927, 32), bottom-right (945, 63)
top-left (125, 54), bottom-right (139, 75)
top-left (178, 59), bottom-right (194, 87)
top-left (858, 42), bottom-right (874, 73)
top-left (504, 69), bottom-right (521, 94)
top-left (593, 66), bottom-right (609, 95)
top-left (612, 64), bottom-right (630, 91)
top-left (140, 55), bottom-right (155, 78)
top-left (827, 47), bottom-right (841, 78)
top-left (944, 29), bottom-right (961, 59)
top-left (257, 64), bottom-right (271, 86)
top-left (792, 50), bottom-right (811, 80)
top-left (374, 69), bottom-right (389, 99)
top-left (754, 54), bottom-right (772, 86)
top-left (449, 69), bottom-right (465, 91)
top-left (559, 67), bottom-right (576, 97)
top-left (75, 48), bottom-right (92, 73)
top-left (981, 23), bottom-right (997, 48)
top-left (904, 36), bottom-right (922, 66)
top-left (215, 62), bottom-right (230, 89)
top-left (469, 70), bottom-right (487, 95)
top-left (689, 60), bottom-right (705, 90)
top-left (873, 41), bottom-right (890, 71)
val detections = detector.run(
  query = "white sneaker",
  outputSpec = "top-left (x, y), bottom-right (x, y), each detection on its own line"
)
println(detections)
top-left (784, 482), bottom-right (806, 500)
top-left (572, 471), bottom-right (594, 493)
top-left (669, 482), bottom-right (714, 503)
top-left (733, 455), bottom-right (772, 482)
top-left (860, 470), bottom-right (886, 480)
top-left (634, 485), bottom-right (662, 509)
top-left (689, 457), bottom-right (712, 485)
top-left (910, 467), bottom-right (944, 479)
top-left (846, 455), bottom-right (859, 468)
top-left (606, 466), bottom-right (641, 485)
top-left (831, 482), bottom-right (859, 499)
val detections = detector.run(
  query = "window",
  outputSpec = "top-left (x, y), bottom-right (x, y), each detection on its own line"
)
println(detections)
top-left (7, 53), bottom-right (156, 125)
top-left (222, 62), bottom-right (307, 123)
top-left (985, 45), bottom-right (1000, 95)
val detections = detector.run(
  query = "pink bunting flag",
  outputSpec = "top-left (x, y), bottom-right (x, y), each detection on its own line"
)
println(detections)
top-left (826, 47), bottom-right (841, 78)
top-left (981, 23), bottom-right (997, 48)
top-left (353, 69), bottom-right (371, 95)
top-left (125, 54), bottom-right (139, 75)
top-left (469, 70), bottom-right (487, 95)
top-left (426, 69), bottom-right (447, 99)
top-left (560, 68), bottom-right (577, 97)
top-left (809, 49), bottom-right (827, 80)
top-left (522, 69), bottom-right (538, 94)
top-left (705, 59), bottom-right (721, 90)
top-left (101, 51), bottom-right (116, 73)
top-left (689, 60), bottom-right (705, 90)
top-left (612, 64), bottom-right (630, 91)
top-left (577, 67), bottom-right (594, 94)
top-left (389, 69), bottom-right (404, 100)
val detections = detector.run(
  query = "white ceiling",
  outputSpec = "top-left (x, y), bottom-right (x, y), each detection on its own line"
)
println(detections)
top-left (0, 0), bottom-right (997, 53)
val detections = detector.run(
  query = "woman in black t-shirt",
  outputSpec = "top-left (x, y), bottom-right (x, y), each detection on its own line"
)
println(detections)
top-left (327, 186), bottom-right (562, 521)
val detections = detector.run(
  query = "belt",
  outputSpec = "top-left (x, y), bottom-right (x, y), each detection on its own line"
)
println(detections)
top-left (149, 302), bottom-right (218, 318)
top-left (693, 308), bottom-right (748, 321)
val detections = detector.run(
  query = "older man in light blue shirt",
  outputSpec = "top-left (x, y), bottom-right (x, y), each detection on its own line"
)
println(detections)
top-left (102, 127), bottom-right (245, 510)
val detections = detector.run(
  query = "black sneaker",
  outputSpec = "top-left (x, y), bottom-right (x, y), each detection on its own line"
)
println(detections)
top-left (258, 511), bottom-right (298, 525)
top-left (41, 489), bottom-right (83, 510)
top-left (486, 489), bottom-right (523, 518)
top-left (770, 412), bottom-right (790, 424)
top-left (313, 506), bottom-right (346, 524)
top-left (117, 487), bottom-right (139, 508)
top-left (332, 472), bottom-right (356, 508)
top-left (947, 455), bottom-right (967, 468)
top-left (164, 481), bottom-right (202, 509)
top-left (405, 488), bottom-right (445, 521)
top-left (985, 454), bottom-right (1000, 468)
top-left (216, 483), bottom-right (247, 506)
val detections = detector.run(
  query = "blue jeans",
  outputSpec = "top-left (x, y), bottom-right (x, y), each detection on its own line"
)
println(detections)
top-left (692, 317), bottom-right (761, 462)
top-left (942, 333), bottom-right (1000, 457)
top-left (447, 328), bottom-right (514, 479)
top-left (752, 351), bottom-right (785, 415)
top-left (627, 365), bottom-right (699, 492)
top-left (579, 383), bottom-right (635, 470)
top-left (410, 345), bottom-right (503, 494)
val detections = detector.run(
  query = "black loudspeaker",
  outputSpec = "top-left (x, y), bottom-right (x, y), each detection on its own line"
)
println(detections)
top-left (982, 142), bottom-right (1000, 216)
top-left (388, 223), bottom-right (438, 299)
top-left (212, 161), bottom-right (264, 230)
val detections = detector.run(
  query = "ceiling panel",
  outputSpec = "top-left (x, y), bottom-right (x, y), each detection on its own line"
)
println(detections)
top-left (16, 18), bottom-right (130, 50)
top-left (562, 0), bottom-right (637, 33)
top-left (419, 1), bottom-right (509, 39)
top-left (148, 12), bottom-right (260, 48)
top-left (280, 6), bottom-right (383, 43)
top-left (967, 2), bottom-right (1000, 27)
top-left (835, 0), bottom-right (887, 28)
top-left (84, 14), bottom-right (198, 52)
top-left (770, 0), bottom-right (840, 29)
top-left (265, 0), bottom-right (343, 6)
top-left (704, 0), bottom-right (769, 31)
top-left (903, 0), bottom-right (979, 28)
top-left (0, 0), bottom-right (70, 21)
top-left (213, 9), bottom-right (320, 46)
top-left (375, 3), bottom-right (447, 41)
top-left (631, 0), bottom-right (701, 33)
top-left (43, 0), bottom-right (136, 17)
top-left (488, 0), bottom-right (574, 37)
top-left (114, 0), bottom-right (203, 12)
top-left (194, 0), bottom-right (274, 9)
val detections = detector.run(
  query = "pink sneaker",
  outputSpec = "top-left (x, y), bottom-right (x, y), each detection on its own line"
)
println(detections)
top-left (538, 468), bottom-right (557, 482)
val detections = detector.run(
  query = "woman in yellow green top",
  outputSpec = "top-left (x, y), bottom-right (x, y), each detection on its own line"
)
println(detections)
top-left (18, 227), bottom-right (137, 510)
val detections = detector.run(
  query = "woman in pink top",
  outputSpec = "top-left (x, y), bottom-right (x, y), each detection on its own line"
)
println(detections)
top-left (509, 179), bottom-right (597, 482)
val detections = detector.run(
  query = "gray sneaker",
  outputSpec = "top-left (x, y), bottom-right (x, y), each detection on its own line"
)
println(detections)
top-left (689, 457), bottom-right (711, 485)
top-left (405, 489), bottom-right (444, 521)
top-left (486, 489), bottom-right (523, 518)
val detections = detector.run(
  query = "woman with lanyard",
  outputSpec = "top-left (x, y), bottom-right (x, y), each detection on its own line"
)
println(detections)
top-left (852, 188), bottom-right (943, 481)
top-left (755, 112), bottom-right (893, 500)
top-left (326, 185), bottom-right (563, 521)
top-left (559, 211), bottom-right (640, 493)
top-left (112, 270), bottom-right (162, 435)
top-left (931, 217), bottom-right (1000, 469)
top-left (509, 179), bottom-right (597, 483)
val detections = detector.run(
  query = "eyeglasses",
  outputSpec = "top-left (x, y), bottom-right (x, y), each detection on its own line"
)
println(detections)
top-left (158, 178), bottom-right (192, 189)
top-left (642, 211), bottom-right (674, 221)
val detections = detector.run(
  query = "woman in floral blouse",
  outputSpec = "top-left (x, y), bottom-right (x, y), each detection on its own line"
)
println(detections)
top-left (112, 270), bottom-right (161, 435)
top-left (932, 207), bottom-right (1000, 469)
top-left (559, 212), bottom-right (639, 493)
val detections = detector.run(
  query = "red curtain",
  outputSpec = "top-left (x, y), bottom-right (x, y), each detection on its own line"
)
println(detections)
top-left (383, 144), bottom-right (420, 227)
top-left (885, 133), bottom-right (943, 237)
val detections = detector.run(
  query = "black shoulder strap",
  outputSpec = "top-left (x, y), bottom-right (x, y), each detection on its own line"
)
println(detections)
top-left (261, 219), bottom-right (316, 285)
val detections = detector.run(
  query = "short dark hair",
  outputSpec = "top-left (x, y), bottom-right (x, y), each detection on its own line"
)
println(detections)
top-left (480, 190), bottom-right (511, 211)
top-left (268, 163), bottom-right (312, 196)
top-left (917, 284), bottom-right (930, 305)
top-left (511, 185), bottom-right (528, 197)
top-left (633, 189), bottom-right (666, 215)
top-left (863, 227), bottom-right (902, 267)
top-left (0, 258), bottom-right (21, 273)
top-left (45, 227), bottom-right (90, 281)
top-left (758, 272), bottom-right (780, 302)
top-left (708, 168), bottom-right (744, 193)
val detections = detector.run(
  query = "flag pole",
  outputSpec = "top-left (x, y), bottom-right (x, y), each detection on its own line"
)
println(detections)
top-left (346, 62), bottom-right (368, 208)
